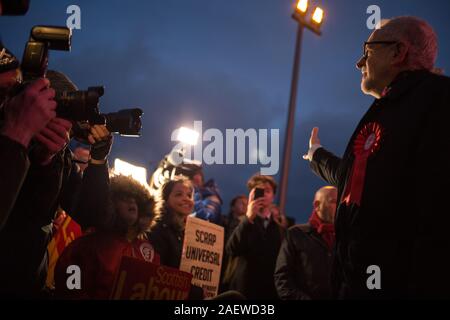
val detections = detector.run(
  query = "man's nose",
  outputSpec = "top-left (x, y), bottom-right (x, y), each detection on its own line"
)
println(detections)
top-left (356, 56), bottom-right (366, 70)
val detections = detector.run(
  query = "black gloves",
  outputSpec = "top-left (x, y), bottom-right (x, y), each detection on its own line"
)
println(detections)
top-left (90, 135), bottom-right (113, 161)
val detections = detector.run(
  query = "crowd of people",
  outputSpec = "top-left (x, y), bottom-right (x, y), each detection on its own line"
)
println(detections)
top-left (1, 10), bottom-right (449, 299)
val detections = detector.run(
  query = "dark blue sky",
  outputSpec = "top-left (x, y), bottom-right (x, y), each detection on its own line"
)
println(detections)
top-left (1, 0), bottom-right (449, 223)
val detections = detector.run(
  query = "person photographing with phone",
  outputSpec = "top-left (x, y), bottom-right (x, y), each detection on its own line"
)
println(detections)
top-left (247, 183), bottom-right (273, 224)
top-left (226, 174), bottom-right (285, 300)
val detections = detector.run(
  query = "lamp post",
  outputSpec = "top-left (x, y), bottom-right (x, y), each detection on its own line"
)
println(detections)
top-left (278, 0), bottom-right (325, 215)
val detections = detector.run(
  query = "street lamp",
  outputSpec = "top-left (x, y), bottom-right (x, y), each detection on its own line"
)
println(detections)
top-left (312, 7), bottom-right (324, 25)
top-left (292, 0), bottom-right (324, 35)
top-left (297, 0), bottom-right (309, 13)
top-left (278, 0), bottom-right (325, 215)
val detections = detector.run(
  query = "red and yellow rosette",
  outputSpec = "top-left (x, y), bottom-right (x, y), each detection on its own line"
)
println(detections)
top-left (341, 122), bottom-right (383, 206)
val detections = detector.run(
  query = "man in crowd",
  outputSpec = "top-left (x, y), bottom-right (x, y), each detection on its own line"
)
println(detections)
top-left (303, 16), bottom-right (450, 298)
top-left (226, 174), bottom-right (284, 299)
top-left (274, 186), bottom-right (337, 300)
top-left (224, 195), bottom-right (248, 240)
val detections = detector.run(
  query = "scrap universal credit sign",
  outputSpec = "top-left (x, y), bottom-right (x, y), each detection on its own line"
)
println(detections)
top-left (179, 216), bottom-right (224, 298)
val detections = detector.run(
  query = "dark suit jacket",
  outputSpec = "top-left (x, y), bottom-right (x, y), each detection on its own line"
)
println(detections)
top-left (274, 224), bottom-right (333, 300)
top-left (226, 215), bottom-right (284, 299)
top-left (310, 70), bottom-right (450, 299)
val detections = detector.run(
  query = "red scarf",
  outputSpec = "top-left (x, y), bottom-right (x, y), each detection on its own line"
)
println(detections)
top-left (308, 210), bottom-right (335, 251)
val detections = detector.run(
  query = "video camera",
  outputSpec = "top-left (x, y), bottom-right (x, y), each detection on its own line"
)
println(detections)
top-left (149, 149), bottom-right (202, 195)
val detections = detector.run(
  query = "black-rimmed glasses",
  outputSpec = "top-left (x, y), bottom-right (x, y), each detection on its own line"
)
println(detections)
top-left (363, 41), bottom-right (398, 59)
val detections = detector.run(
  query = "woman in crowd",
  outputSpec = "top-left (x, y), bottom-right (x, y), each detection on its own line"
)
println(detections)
top-left (148, 177), bottom-right (209, 299)
top-left (148, 177), bottom-right (194, 269)
top-left (148, 177), bottom-right (245, 300)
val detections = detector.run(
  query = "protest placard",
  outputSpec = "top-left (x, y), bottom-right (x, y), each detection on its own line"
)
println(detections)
top-left (179, 216), bottom-right (224, 298)
top-left (111, 256), bottom-right (192, 300)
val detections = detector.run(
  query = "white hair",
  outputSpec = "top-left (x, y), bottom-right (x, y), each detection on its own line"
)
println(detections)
top-left (378, 16), bottom-right (438, 71)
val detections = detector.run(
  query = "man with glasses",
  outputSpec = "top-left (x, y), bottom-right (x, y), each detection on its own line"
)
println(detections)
top-left (303, 16), bottom-right (450, 299)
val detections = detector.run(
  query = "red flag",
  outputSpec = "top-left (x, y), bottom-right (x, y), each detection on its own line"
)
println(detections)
top-left (46, 212), bottom-right (82, 289)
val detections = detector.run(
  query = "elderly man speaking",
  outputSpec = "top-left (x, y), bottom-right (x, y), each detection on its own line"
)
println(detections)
top-left (304, 16), bottom-right (450, 299)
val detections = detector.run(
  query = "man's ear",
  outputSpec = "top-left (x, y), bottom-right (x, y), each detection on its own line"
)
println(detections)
top-left (313, 200), bottom-right (320, 211)
top-left (392, 42), bottom-right (408, 66)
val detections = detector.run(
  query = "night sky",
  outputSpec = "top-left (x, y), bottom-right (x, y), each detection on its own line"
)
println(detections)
top-left (1, 0), bottom-right (449, 223)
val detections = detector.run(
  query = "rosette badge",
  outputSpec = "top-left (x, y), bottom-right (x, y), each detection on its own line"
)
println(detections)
top-left (342, 122), bottom-right (383, 206)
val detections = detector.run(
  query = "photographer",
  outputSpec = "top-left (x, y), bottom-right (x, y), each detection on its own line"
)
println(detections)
top-left (0, 44), bottom-right (57, 229)
top-left (0, 67), bottom-right (117, 297)
top-left (0, 121), bottom-right (116, 298)
top-left (0, 111), bottom-right (72, 297)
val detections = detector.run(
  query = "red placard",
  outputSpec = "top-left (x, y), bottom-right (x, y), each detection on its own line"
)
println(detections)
top-left (111, 256), bottom-right (192, 300)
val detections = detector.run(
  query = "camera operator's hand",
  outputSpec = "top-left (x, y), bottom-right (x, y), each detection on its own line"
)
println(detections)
top-left (88, 125), bottom-right (113, 164)
top-left (33, 118), bottom-right (72, 165)
top-left (246, 188), bottom-right (265, 224)
top-left (1, 78), bottom-right (56, 148)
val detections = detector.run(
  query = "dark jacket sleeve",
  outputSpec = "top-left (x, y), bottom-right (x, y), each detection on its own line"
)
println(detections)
top-left (309, 147), bottom-right (347, 188)
top-left (72, 161), bottom-right (113, 231)
top-left (274, 229), bottom-right (311, 300)
top-left (226, 216), bottom-right (254, 257)
top-left (0, 135), bottom-right (30, 230)
top-left (18, 150), bottom-right (65, 228)
top-left (58, 154), bottom-right (83, 217)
